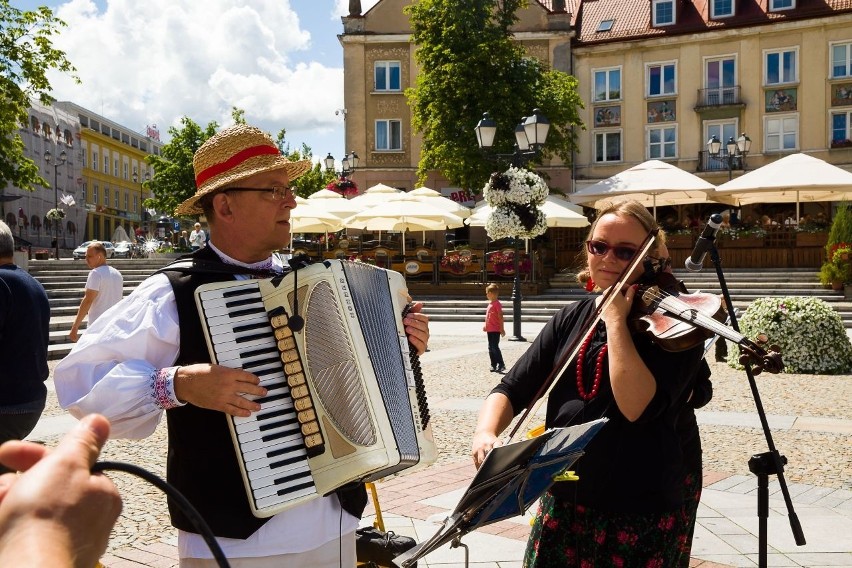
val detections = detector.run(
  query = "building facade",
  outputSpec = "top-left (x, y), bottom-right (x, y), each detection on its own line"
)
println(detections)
top-left (55, 101), bottom-right (162, 243)
top-left (339, 0), bottom-right (574, 204)
top-left (1, 101), bottom-right (162, 250)
top-left (570, 0), bottom-right (852, 192)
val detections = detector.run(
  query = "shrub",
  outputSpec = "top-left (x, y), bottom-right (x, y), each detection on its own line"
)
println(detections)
top-left (827, 203), bottom-right (852, 252)
top-left (728, 297), bottom-right (852, 374)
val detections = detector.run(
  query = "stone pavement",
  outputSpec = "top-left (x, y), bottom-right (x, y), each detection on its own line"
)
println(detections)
top-left (29, 321), bottom-right (852, 567)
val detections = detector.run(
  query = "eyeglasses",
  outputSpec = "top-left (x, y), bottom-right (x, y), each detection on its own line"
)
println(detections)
top-left (225, 186), bottom-right (293, 200)
top-left (585, 240), bottom-right (638, 261)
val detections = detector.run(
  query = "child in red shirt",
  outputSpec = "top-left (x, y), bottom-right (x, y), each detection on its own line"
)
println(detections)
top-left (483, 284), bottom-right (506, 372)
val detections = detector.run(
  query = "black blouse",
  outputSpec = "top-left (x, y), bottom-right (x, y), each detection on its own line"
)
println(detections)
top-left (491, 298), bottom-right (708, 513)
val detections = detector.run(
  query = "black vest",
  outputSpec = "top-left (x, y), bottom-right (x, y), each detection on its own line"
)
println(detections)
top-left (163, 247), bottom-right (366, 539)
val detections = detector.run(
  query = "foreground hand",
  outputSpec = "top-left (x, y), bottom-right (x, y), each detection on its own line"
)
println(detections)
top-left (0, 414), bottom-right (122, 568)
top-left (69, 328), bottom-right (80, 343)
top-left (471, 431), bottom-right (503, 469)
top-left (404, 301), bottom-right (430, 355)
top-left (174, 364), bottom-right (267, 417)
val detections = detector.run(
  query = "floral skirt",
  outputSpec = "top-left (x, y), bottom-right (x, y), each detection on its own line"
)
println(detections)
top-left (523, 490), bottom-right (688, 568)
top-left (677, 470), bottom-right (703, 567)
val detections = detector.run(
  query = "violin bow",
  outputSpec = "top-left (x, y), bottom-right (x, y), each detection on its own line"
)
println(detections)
top-left (506, 229), bottom-right (658, 444)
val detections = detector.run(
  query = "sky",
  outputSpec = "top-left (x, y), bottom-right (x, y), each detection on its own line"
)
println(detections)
top-left (13, 0), bottom-right (382, 168)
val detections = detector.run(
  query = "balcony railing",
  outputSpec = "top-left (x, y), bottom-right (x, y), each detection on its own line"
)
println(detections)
top-left (696, 149), bottom-right (744, 173)
top-left (695, 86), bottom-right (743, 108)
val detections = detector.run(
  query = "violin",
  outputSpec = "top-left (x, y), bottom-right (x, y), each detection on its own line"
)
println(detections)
top-left (630, 270), bottom-right (784, 375)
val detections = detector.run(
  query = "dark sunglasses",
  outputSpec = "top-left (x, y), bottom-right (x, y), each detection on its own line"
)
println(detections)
top-left (585, 240), bottom-right (639, 261)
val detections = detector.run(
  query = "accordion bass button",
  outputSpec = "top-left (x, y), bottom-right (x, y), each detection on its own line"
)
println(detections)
top-left (294, 397), bottom-right (312, 412)
top-left (291, 385), bottom-right (310, 399)
top-left (284, 361), bottom-right (303, 375)
top-left (298, 409), bottom-right (317, 423)
top-left (270, 314), bottom-right (289, 329)
top-left (277, 337), bottom-right (296, 351)
top-left (304, 433), bottom-right (324, 448)
top-left (302, 421), bottom-right (320, 436)
top-left (287, 372), bottom-right (306, 387)
top-left (281, 349), bottom-right (299, 364)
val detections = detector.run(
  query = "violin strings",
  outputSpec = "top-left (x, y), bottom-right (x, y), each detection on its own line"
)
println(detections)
top-left (638, 287), bottom-right (735, 340)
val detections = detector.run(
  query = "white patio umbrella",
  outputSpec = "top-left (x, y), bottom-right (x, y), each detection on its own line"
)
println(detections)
top-left (466, 195), bottom-right (590, 229)
top-left (306, 188), bottom-right (363, 220)
top-left (345, 183), bottom-right (405, 243)
top-left (290, 197), bottom-right (344, 248)
top-left (408, 187), bottom-right (472, 218)
top-left (343, 194), bottom-right (465, 255)
top-left (568, 159), bottom-right (727, 217)
top-left (715, 153), bottom-right (852, 223)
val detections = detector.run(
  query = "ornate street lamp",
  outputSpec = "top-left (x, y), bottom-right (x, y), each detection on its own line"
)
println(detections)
top-left (324, 151), bottom-right (359, 178)
top-left (44, 148), bottom-right (67, 260)
top-left (132, 169), bottom-right (151, 236)
top-left (475, 109), bottom-right (551, 341)
top-left (707, 132), bottom-right (751, 180)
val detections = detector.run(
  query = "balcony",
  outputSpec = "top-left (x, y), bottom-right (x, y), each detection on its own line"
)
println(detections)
top-left (695, 86), bottom-right (744, 109)
top-left (696, 150), bottom-right (744, 173)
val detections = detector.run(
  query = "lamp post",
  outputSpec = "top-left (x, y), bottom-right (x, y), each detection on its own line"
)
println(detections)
top-left (132, 170), bottom-right (151, 238)
top-left (324, 150), bottom-right (359, 178)
top-left (707, 132), bottom-right (751, 181)
top-left (44, 149), bottom-right (67, 260)
top-left (475, 109), bottom-right (551, 342)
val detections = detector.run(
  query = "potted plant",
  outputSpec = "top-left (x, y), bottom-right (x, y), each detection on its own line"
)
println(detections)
top-left (819, 258), bottom-right (847, 290)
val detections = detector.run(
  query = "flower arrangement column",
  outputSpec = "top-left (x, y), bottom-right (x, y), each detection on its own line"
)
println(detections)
top-left (483, 167), bottom-right (548, 341)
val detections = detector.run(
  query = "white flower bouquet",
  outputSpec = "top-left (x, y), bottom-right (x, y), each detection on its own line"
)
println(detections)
top-left (729, 296), bottom-right (852, 374)
top-left (482, 167), bottom-right (548, 240)
top-left (46, 208), bottom-right (65, 220)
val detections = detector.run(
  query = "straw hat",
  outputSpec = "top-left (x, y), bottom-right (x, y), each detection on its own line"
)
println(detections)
top-left (174, 124), bottom-right (312, 216)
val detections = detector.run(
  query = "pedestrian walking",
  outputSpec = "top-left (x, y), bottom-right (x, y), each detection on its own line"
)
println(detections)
top-left (483, 283), bottom-right (505, 372)
top-left (0, 220), bottom-right (50, 473)
top-left (69, 241), bottom-right (123, 342)
top-left (189, 222), bottom-right (205, 251)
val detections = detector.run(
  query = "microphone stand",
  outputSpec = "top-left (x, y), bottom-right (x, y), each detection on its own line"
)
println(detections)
top-left (705, 241), bottom-right (806, 567)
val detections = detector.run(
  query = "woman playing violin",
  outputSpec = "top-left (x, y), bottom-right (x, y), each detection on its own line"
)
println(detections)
top-left (471, 201), bottom-right (711, 567)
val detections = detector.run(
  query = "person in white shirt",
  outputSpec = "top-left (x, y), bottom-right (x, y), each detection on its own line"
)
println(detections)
top-left (69, 241), bottom-right (123, 342)
top-left (54, 124), bottom-right (431, 567)
top-left (188, 223), bottom-right (205, 251)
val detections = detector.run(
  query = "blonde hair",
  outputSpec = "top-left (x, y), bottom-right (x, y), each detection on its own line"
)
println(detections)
top-left (486, 283), bottom-right (500, 295)
top-left (576, 200), bottom-right (665, 289)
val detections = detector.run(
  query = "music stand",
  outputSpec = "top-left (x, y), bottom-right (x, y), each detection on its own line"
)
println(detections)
top-left (394, 418), bottom-right (607, 568)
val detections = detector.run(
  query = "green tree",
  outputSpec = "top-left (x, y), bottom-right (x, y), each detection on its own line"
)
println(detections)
top-left (145, 116), bottom-right (218, 217)
top-left (405, 0), bottom-right (583, 194)
top-left (274, 128), bottom-right (336, 197)
top-left (0, 2), bottom-right (77, 193)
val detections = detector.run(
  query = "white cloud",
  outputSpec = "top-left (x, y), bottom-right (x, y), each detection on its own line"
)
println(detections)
top-left (47, 0), bottom-right (345, 145)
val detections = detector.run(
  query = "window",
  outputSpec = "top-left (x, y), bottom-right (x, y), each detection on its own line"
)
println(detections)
top-left (647, 125), bottom-right (677, 159)
top-left (103, 154), bottom-right (109, 174)
top-left (597, 19), bottom-right (614, 32)
top-left (92, 151), bottom-right (98, 171)
top-left (375, 120), bottom-right (402, 151)
top-left (123, 162), bottom-right (129, 179)
top-left (114, 189), bottom-right (120, 208)
top-left (652, 0), bottom-right (674, 26)
top-left (113, 158), bottom-right (118, 177)
top-left (595, 131), bottom-right (622, 162)
top-left (705, 56), bottom-right (737, 105)
top-left (832, 111), bottom-right (852, 146)
top-left (769, 0), bottom-right (794, 10)
top-left (133, 195), bottom-right (138, 213)
top-left (832, 42), bottom-right (852, 79)
top-left (593, 67), bottom-right (621, 102)
top-left (374, 61), bottom-right (401, 91)
top-left (647, 62), bottom-right (676, 96)
top-left (93, 184), bottom-right (99, 204)
top-left (711, 0), bottom-right (734, 18)
top-left (124, 192), bottom-right (129, 211)
top-left (765, 48), bottom-right (797, 85)
top-left (104, 187), bottom-right (109, 207)
top-left (765, 115), bottom-right (798, 151)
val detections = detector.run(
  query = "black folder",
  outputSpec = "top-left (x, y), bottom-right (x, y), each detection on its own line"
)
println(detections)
top-left (394, 418), bottom-right (607, 567)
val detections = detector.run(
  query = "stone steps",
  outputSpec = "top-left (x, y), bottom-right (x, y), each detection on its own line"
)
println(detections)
top-left (35, 262), bottom-right (852, 361)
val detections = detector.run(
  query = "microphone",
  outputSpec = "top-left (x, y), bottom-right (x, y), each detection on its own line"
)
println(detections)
top-left (684, 213), bottom-right (723, 272)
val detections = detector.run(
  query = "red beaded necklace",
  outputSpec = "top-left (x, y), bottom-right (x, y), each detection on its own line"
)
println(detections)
top-left (576, 326), bottom-right (608, 401)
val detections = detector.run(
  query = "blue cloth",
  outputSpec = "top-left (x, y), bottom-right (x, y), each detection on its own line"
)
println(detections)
top-left (0, 264), bottom-right (49, 410)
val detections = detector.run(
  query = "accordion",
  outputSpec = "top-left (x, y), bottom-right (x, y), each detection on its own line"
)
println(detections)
top-left (194, 259), bottom-right (436, 518)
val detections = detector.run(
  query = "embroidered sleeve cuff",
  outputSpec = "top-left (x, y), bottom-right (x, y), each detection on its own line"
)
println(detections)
top-left (151, 367), bottom-right (184, 410)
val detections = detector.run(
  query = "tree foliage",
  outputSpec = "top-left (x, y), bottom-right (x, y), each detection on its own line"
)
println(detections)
top-left (145, 116), bottom-right (219, 217)
top-left (0, 2), bottom-right (77, 192)
top-left (274, 128), bottom-right (336, 198)
top-left (405, 0), bottom-right (583, 194)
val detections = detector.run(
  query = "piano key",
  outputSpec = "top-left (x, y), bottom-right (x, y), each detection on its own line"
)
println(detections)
top-left (235, 419), bottom-right (300, 443)
top-left (241, 433), bottom-right (306, 463)
top-left (244, 448), bottom-right (308, 474)
top-left (255, 484), bottom-right (316, 508)
top-left (249, 463), bottom-right (312, 486)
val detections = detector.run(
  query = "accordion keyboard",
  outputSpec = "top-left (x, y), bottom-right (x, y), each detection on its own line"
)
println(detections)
top-left (196, 281), bottom-right (318, 514)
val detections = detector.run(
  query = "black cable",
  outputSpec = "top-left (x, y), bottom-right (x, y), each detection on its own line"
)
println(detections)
top-left (92, 461), bottom-right (231, 568)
